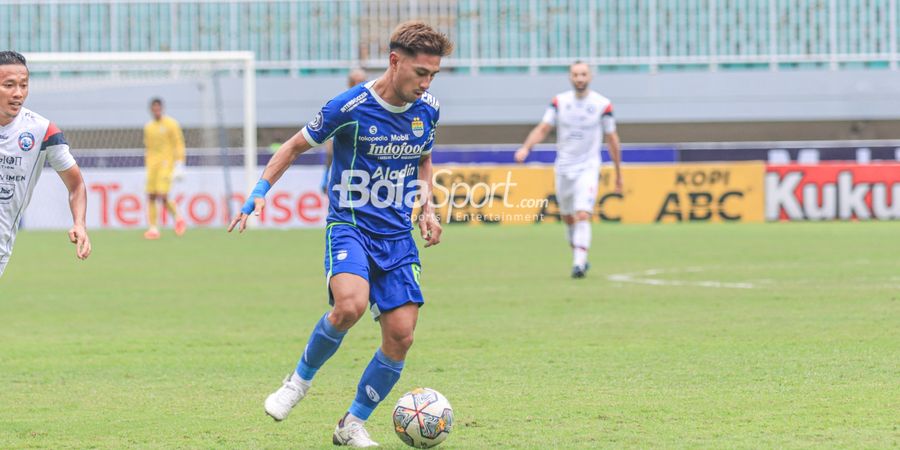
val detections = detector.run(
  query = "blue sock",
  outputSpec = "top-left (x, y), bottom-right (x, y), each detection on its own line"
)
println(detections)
top-left (295, 313), bottom-right (347, 382)
top-left (347, 349), bottom-right (404, 421)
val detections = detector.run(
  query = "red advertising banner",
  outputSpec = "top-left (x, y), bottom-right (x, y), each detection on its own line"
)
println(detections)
top-left (766, 163), bottom-right (900, 221)
top-left (24, 167), bottom-right (327, 229)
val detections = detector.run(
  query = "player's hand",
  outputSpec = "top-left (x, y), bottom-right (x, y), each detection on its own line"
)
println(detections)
top-left (514, 146), bottom-right (530, 163)
top-left (614, 175), bottom-right (623, 194)
top-left (172, 161), bottom-right (185, 182)
top-left (417, 212), bottom-right (442, 248)
top-left (68, 225), bottom-right (91, 260)
top-left (227, 197), bottom-right (266, 233)
top-left (229, 179), bottom-right (272, 233)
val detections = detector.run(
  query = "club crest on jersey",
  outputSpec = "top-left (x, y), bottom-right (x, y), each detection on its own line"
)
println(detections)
top-left (411, 117), bottom-right (424, 137)
top-left (308, 111), bottom-right (324, 131)
top-left (18, 132), bottom-right (35, 152)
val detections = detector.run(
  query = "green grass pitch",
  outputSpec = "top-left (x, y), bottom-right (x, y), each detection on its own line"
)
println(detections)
top-left (1, 223), bottom-right (898, 448)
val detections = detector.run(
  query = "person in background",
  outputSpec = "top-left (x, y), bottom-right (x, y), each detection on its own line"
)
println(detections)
top-left (515, 61), bottom-right (623, 278)
top-left (142, 97), bottom-right (187, 239)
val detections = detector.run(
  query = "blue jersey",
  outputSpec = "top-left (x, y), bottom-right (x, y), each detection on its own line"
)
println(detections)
top-left (302, 80), bottom-right (439, 237)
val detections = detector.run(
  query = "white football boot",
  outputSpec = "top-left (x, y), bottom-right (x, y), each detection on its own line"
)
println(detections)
top-left (264, 373), bottom-right (310, 421)
top-left (332, 415), bottom-right (379, 447)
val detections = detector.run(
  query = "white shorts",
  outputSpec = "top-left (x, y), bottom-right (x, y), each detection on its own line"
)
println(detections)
top-left (555, 167), bottom-right (599, 216)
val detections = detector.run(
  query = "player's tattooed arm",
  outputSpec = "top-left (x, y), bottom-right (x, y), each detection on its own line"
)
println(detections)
top-left (416, 153), bottom-right (441, 248)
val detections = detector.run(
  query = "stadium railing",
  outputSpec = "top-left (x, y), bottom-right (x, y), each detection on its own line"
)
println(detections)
top-left (2, 0), bottom-right (898, 74)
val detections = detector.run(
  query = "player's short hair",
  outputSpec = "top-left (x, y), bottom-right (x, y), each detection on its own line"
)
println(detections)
top-left (570, 60), bottom-right (590, 71)
top-left (0, 51), bottom-right (27, 67)
top-left (150, 97), bottom-right (163, 107)
top-left (389, 21), bottom-right (453, 57)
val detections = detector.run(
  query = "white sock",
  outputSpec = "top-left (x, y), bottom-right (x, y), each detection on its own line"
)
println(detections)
top-left (290, 372), bottom-right (311, 389)
top-left (572, 220), bottom-right (591, 267)
top-left (345, 412), bottom-right (365, 425)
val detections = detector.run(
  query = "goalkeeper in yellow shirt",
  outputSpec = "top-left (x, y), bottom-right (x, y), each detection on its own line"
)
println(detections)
top-left (143, 98), bottom-right (187, 239)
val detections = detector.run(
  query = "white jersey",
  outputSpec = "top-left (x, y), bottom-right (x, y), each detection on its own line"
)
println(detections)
top-left (0, 107), bottom-right (76, 260)
top-left (541, 90), bottom-right (616, 174)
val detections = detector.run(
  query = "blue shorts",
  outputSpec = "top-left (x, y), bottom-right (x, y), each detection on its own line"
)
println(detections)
top-left (324, 224), bottom-right (423, 320)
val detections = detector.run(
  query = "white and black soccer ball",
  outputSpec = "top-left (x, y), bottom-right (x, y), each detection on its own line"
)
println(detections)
top-left (392, 388), bottom-right (453, 448)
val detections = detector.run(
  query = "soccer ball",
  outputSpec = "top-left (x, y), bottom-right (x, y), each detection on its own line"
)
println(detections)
top-left (392, 388), bottom-right (453, 448)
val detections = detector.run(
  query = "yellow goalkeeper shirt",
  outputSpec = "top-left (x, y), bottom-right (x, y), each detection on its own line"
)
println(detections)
top-left (143, 115), bottom-right (185, 169)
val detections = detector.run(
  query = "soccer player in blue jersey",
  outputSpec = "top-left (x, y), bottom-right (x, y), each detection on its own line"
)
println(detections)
top-left (228, 22), bottom-right (452, 447)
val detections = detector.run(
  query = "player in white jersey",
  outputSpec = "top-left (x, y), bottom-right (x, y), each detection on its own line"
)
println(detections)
top-left (515, 61), bottom-right (622, 278)
top-left (0, 51), bottom-right (91, 279)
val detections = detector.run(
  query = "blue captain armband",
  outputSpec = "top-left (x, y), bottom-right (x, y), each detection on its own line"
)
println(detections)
top-left (241, 179), bottom-right (272, 215)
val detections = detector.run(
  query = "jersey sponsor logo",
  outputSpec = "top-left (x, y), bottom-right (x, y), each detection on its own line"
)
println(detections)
top-left (308, 111), bottom-right (324, 131)
top-left (0, 183), bottom-right (13, 203)
top-left (18, 132), bottom-right (35, 152)
top-left (340, 92), bottom-right (368, 113)
top-left (3, 174), bottom-right (25, 182)
top-left (367, 142), bottom-right (426, 160)
top-left (391, 133), bottom-right (409, 142)
top-left (369, 125), bottom-right (378, 134)
top-left (336, 249), bottom-right (349, 261)
top-left (0, 134), bottom-right (8, 140)
top-left (372, 163), bottom-right (416, 181)
top-left (358, 135), bottom-right (388, 142)
top-left (1, 155), bottom-right (23, 169)
top-left (411, 117), bottom-right (424, 137)
top-left (565, 130), bottom-right (585, 141)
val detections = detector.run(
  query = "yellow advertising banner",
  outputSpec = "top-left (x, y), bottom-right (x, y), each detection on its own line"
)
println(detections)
top-left (430, 163), bottom-right (765, 224)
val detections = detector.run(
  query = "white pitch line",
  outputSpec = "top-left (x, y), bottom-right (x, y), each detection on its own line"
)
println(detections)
top-left (608, 268), bottom-right (756, 289)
